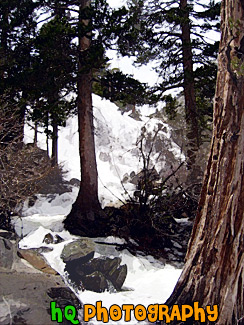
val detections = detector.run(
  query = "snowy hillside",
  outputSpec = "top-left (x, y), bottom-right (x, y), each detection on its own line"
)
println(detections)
top-left (24, 94), bottom-right (185, 209)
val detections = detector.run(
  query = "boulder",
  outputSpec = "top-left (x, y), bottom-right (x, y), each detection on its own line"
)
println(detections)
top-left (0, 272), bottom-right (82, 325)
top-left (61, 238), bottom-right (95, 263)
top-left (69, 178), bottom-right (80, 187)
top-left (55, 234), bottom-right (64, 244)
top-left (108, 264), bottom-right (127, 290)
top-left (65, 255), bottom-right (127, 292)
top-left (82, 271), bottom-right (109, 293)
top-left (78, 256), bottom-right (121, 276)
top-left (43, 233), bottom-right (54, 244)
top-left (17, 248), bottom-right (57, 275)
top-left (0, 237), bottom-right (14, 270)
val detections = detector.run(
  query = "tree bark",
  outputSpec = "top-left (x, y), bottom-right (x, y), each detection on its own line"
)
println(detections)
top-left (166, 1), bottom-right (244, 324)
top-left (180, 0), bottom-right (200, 181)
top-left (64, 0), bottom-right (102, 236)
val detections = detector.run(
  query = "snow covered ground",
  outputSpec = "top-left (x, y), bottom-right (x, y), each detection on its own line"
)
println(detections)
top-left (20, 95), bottom-right (184, 324)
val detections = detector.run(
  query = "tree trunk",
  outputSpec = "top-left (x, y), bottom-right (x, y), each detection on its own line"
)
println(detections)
top-left (180, 0), bottom-right (200, 182)
top-left (50, 91), bottom-right (59, 167)
top-left (64, 0), bottom-right (103, 236)
top-left (166, 1), bottom-right (244, 324)
top-left (46, 112), bottom-right (49, 157)
top-left (34, 122), bottom-right (38, 145)
top-left (51, 118), bottom-right (58, 167)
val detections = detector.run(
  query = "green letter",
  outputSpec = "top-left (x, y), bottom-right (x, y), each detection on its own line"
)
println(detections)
top-left (64, 305), bottom-right (79, 324)
top-left (50, 302), bottom-right (63, 323)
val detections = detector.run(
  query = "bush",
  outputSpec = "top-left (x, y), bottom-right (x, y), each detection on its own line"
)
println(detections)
top-left (0, 95), bottom-right (52, 230)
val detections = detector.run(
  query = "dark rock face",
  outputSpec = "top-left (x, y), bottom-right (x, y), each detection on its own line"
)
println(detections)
top-left (0, 237), bottom-right (14, 270)
top-left (62, 240), bottom-right (127, 293)
top-left (81, 271), bottom-right (109, 292)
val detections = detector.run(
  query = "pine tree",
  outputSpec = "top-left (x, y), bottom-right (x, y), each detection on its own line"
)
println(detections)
top-left (62, 0), bottom-right (129, 236)
top-left (30, 11), bottom-right (77, 165)
top-left (61, 0), bottom-right (151, 236)
top-left (0, 0), bottom-right (39, 142)
top-left (63, 0), bottom-right (103, 236)
top-left (165, 1), bottom-right (244, 323)
top-left (118, 0), bottom-right (220, 181)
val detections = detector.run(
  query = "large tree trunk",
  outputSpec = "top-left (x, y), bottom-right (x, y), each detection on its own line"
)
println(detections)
top-left (180, 0), bottom-right (200, 182)
top-left (64, 0), bottom-right (102, 236)
top-left (166, 1), bottom-right (244, 324)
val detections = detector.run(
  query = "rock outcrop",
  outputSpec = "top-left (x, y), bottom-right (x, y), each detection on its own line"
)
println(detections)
top-left (61, 238), bottom-right (127, 293)
top-left (0, 231), bottom-right (82, 325)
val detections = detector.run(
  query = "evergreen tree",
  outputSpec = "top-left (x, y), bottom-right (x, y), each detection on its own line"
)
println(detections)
top-left (60, 0), bottom-right (131, 236)
top-left (0, 0), bottom-right (39, 142)
top-left (93, 68), bottom-right (156, 110)
top-left (30, 11), bottom-right (77, 165)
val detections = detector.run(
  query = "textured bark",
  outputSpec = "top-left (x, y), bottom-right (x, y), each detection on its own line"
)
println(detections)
top-left (166, 1), bottom-right (244, 324)
top-left (64, 0), bottom-right (102, 236)
top-left (180, 0), bottom-right (200, 179)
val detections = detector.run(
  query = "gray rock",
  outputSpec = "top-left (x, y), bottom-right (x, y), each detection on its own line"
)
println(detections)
top-left (0, 272), bottom-right (82, 325)
top-left (79, 256), bottom-right (121, 276)
top-left (61, 238), bottom-right (95, 263)
top-left (99, 152), bottom-right (111, 162)
top-left (0, 237), bottom-right (14, 270)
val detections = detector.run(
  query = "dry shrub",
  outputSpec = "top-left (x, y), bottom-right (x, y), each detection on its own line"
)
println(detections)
top-left (0, 95), bottom-right (52, 230)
